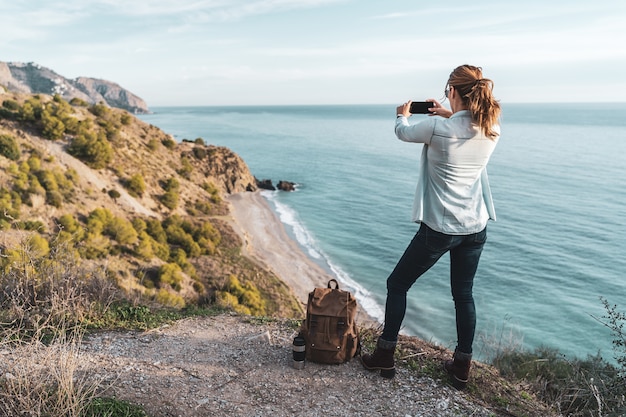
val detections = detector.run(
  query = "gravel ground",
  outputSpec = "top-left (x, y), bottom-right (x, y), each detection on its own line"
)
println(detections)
top-left (80, 313), bottom-right (499, 417)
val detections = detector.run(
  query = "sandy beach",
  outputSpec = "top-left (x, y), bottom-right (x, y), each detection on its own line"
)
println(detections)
top-left (227, 192), bottom-right (334, 306)
top-left (227, 191), bottom-right (377, 325)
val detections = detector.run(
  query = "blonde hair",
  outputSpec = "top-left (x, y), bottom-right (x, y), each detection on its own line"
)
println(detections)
top-left (448, 65), bottom-right (501, 139)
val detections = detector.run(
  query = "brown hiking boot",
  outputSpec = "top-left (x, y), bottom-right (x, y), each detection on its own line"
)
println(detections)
top-left (360, 338), bottom-right (396, 379)
top-left (444, 349), bottom-right (472, 390)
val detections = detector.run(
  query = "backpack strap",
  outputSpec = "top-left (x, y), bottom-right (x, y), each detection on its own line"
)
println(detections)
top-left (336, 319), bottom-right (346, 341)
top-left (309, 315), bottom-right (318, 337)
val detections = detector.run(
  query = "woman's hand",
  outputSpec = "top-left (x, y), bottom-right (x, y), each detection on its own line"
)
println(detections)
top-left (427, 99), bottom-right (452, 118)
top-left (396, 101), bottom-right (411, 118)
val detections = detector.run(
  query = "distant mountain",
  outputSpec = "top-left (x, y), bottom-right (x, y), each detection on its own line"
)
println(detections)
top-left (0, 61), bottom-right (150, 114)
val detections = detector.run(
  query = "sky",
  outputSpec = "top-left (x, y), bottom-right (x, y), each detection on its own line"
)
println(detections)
top-left (1, 0), bottom-right (625, 106)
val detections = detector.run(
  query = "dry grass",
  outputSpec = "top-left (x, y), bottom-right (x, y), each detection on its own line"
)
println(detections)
top-left (0, 230), bottom-right (120, 416)
top-left (0, 327), bottom-right (98, 417)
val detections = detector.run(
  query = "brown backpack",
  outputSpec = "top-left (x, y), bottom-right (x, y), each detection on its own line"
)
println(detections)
top-left (300, 279), bottom-right (360, 364)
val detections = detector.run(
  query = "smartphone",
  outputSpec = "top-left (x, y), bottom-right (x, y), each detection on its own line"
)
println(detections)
top-left (409, 101), bottom-right (435, 114)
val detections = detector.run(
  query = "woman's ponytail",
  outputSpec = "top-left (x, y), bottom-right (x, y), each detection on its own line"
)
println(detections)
top-left (448, 66), bottom-right (501, 139)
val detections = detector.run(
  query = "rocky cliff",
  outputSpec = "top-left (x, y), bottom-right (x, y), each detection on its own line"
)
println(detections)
top-left (0, 61), bottom-right (149, 114)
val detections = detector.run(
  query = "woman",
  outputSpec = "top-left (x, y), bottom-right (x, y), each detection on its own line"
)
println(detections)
top-left (361, 65), bottom-right (501, 389)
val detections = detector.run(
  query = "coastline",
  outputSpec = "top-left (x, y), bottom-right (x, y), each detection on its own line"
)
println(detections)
top-left (226, 191), bottom-right (378, 325)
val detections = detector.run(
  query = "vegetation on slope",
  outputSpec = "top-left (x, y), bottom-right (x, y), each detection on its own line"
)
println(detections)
top-left (0, 90), bottom-right (301, 319)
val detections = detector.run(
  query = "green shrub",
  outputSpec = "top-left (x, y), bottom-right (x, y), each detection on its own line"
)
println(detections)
top-left (160, 215), bottom-right (220, 258)
top-left (169, 247), bottom-right (188, 267)
top-left (7, 162), bottom-right (19, 175)
top-left (0, 108), bottom-right (15, 119)
top-left (2, 99), bottom-right (20, 111)
top-left (194, 221), bottom-right (221, 255)
top-left (191, 200), bottom-right (213, 215)
top-left (107, 188), bottom-right (120, 201)
top-left (201, 182), bottom-right (222, 203)
top-left (163, 177), bottom-right (180, 192)
top-left (77, 117), bottom-right (94, 133)
top-left (147, 138), bottom-right (159, 151)
top-left (105, 216), bottom-right (139, 246)
top-left (152, 240), bottom-right (170, 261)
top-left (84, 208), bottom-right (138, 247)
top-left (80, 233), bottom-right (112, 259)
top-left (57, 214), bottom-right (86, 241)
top-left (41, 108), bottom-right (65, 140)
top-left (17, 220), bottom-right (45, 232)
top-left (46, 190), bottom-right (63, 207)
top-left (160, 177), bottom-right (180, 210)
top-left (27, 233), bottom-right (50, 258)
top-left (155, 288), bottom-right (185, 308)
top-left (192, 280), bottom-right (206, 294)
top-left (89, 102), bottom-right (110, 118)
top-left (69, 97), bottom-right (89, 107)
top-left (162, 137), bottom-right (176, 149)
top-left (0, 134), bottom-right (20, 160)
top-left (165, 223), bottom-right (201, 257)
top-left (161, 190), bottom-right (179, 210)
top-left (18, 99), bottom-right (41, 122)
top-left (216, 291), bottom-right (246, 314)
top-left (86, 208), bottom-right (114, 236)
top-left (27, 155), bottom-right (41, 171)
top-left (192, 146), bottom-right (207, 160)
top-left (67, 130), bottom-right (113, 169)
top-left (98, 118), bottom-right (121, 142)
top-left (143, 219), bottom-right (169, 261)
top-left (125, 173), bottom-right (146, 197)
top-left (169, 247), bottom-right (197, 279)
top-left (64, 167), bottom-right (79, 185)
top-left (36, 169), bottom-right (59, 192)
top-left (61, 114), bottom-right (80, 135)
top-left (145, 218), bottom-right (168, 244)
top-left (216, 275), bottom-right (266, 316)
top-left (26, 175), bottom-right (45, 200)
top-left (120, 113), bottom-right (133, 126)
top-left (17, 161), bottom-right (29, 174)
top-left (134, 231), bottom-right (155, 260)
top-left (178, 157), bottom-right (193, 179)
top-left (33, 168), bottom-right (71, 207)
top-left (157, 263), bottom-right (184, 291)
top-left (0, 187), bottom-right (21, 227)
top-left (131, 218), bottom-right (147, 234)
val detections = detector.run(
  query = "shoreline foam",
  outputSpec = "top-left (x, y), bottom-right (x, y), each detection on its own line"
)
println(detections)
top-left (227, 191), bottom-right (378, 325)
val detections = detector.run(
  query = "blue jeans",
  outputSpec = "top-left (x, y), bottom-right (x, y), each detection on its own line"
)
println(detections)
top-left (380, 223), bottom-right (487, 354)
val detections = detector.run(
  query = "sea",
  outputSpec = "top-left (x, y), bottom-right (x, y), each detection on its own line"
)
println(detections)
top-left (139, 103), bottom-right (626, 363)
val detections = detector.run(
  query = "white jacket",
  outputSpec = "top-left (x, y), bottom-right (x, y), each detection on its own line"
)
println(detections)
top-left (395, 110), bottom-right (499, 235)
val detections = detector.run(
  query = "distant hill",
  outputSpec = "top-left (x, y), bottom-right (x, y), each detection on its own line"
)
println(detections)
top-left (0, 89), bottom-right (302, 318)
top-left (0, 61), bottom-right (150, 114)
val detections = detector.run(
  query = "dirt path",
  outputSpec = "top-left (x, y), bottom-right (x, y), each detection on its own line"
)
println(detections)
top-left (80, 314), bottom-right (496, 417)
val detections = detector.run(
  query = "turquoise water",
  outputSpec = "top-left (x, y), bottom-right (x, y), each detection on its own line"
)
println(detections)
top-left (140, 103), bottom-right (626, 362)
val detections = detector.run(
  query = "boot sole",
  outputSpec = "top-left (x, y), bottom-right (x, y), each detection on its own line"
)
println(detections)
top-left (443, 362), bottom-right (468, 390)
top-left (360, 357), bottom-right (396, 379)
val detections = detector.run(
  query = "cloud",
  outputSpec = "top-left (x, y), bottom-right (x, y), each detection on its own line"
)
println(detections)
top-left (61, 0), bottom-right (346, 20)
